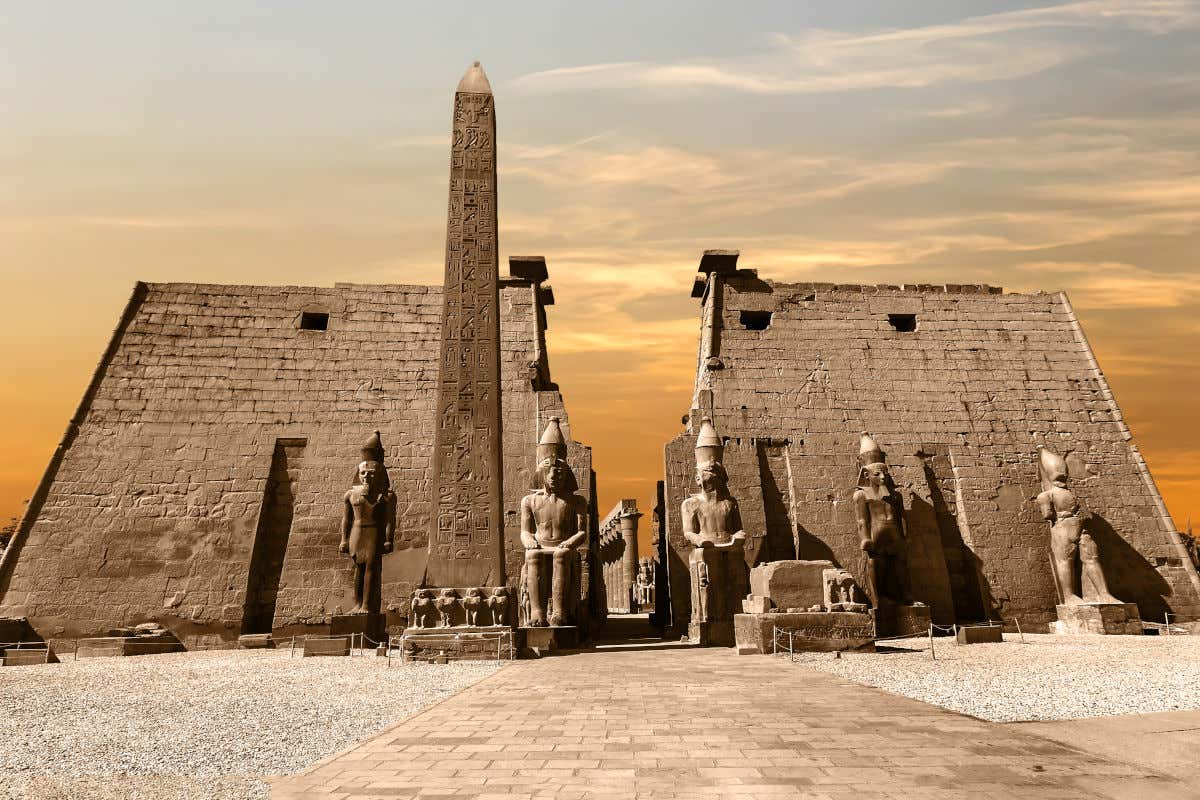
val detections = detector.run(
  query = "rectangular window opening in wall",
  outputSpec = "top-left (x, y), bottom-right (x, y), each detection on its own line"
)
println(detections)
top-left (300, 311), bottom-right (329, 331)
top-left (888, 314), bottom-right (917, 332)
top-left (739, 310), bottom-right (772, 331)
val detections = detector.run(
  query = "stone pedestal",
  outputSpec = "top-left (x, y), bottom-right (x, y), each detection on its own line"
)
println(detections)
top-left (303, 636), bottom-right (351, 657)
top-left (401, 626), bottom-right (519, 661)
top-left (77, 632), bottom-right (185, 658)
top-left (1050, 603), bottom-right (1143, 635)
top-left (747, 560), bottom-right (834, 611)
top-left (521, 626), bottom-right (579, 657)
top-left (330, 613), bottom-right (386, 644)
top-left (688, 620), bottom-right (735, 648)
top-left (871, 603), bottom-right (931, 638)
top-left (1, 646), bottom-right (58, 666)
top-left (734, 612), bottom-right (875, 655)
top-left (237, 633), bottom-right (275, 649)
top-left (956, 624), bottom-right (1004, 644)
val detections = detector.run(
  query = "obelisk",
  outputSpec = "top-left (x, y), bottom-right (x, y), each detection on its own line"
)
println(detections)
top-left (424, 62), bottom-right (505, 587)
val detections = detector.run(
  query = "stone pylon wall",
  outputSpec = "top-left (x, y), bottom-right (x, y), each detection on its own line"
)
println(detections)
top-left (0, 276), bottom-right (593, 647)
top-left (664, 268), bottom-right (1200, 631)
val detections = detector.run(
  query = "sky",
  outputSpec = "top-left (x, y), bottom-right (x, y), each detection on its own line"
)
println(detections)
top-left (2, 0), bottom-right (1199, 540)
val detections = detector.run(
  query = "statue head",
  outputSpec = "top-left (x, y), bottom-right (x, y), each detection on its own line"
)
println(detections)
top-left (465, 587), bottom-right (483, 598)
top-left (1039, 446), bottom-right (1069, 490)
top-left (491, 586), bottom-right (509, 598)
top-left (857, 432), bottom-right (892, 490)
top-left (696, 460), bottom-right (729, 495)
top-left (357, 459), bottom-right (383, 489)
top-left (439, 588), bottom-right (458, 599)
top-left (537, 457), bottom-right (571, 494)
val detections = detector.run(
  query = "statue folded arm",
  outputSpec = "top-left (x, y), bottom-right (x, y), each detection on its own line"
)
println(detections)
top-left (558, 497), bottom-right (589, 550)
top-left (853, 489), bottom-right (872, 552)
top-left (682, 498), bottom-right (707, 548)
top-left (519, 494), bottom-right (540, 549)
top-left (339, 493), bottom-right (353, 554)
top-left (383, 489), bottom-right (396, 553)
top-left (715, 503), bottom-right (747, 550)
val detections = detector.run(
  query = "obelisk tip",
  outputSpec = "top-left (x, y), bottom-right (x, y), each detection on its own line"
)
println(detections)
top-left (457, 61), bottom-right (492, 94)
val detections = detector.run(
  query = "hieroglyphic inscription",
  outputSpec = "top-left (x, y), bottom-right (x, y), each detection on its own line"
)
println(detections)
top-left (426, 84), bottom-right (505, 586)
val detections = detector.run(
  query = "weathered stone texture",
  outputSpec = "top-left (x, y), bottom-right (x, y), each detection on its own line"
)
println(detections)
top-left (665, 271), bottom-right (1200, 633)
top-left (0, 276), bottom-right (592, 647)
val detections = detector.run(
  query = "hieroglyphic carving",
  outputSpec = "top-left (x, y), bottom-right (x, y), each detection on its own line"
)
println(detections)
top-left (426, 64), bottom-right (504, 587)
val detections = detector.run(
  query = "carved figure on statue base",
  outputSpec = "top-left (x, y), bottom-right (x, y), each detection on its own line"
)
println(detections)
top-left (853, 433), bottom-right (912, 608)
top-left (462, 587), bottom-right (484, 626)
top-left (683, 419), bottom-right (749, 643)
top-left (339, 431), bottom-right (396, 615)
top-left (411, 589), bottom-right (437, 629)
top-left (487, 587), bottom-right (510, 626)
top-left (1037, 447), bottom-right (1121, 606)
top-left (520, 418), bottom-right (588, 627)
top-left (436, 589), bottom-right (459, 627)
top-left (822, 567), bottom-right (868, 613)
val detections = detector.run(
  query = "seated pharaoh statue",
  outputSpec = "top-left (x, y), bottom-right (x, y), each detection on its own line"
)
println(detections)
top-left (682, 418), bottom-right (749, 646)
top-left (853, 432), bottom-right (912, 609)
top-left (520, 418), bottom-right (588, 628)
top-left (1037, 446), bottom-right (1121, 606)
top-left (339, 431), bottom-right (396, 616)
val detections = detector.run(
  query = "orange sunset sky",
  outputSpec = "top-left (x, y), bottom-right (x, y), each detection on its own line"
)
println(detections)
top-left (2, 2), bottom-right (1199, 534)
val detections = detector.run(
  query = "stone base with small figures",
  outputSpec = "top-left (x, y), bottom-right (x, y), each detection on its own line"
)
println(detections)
top-left (734, 611), bottom-right (875, 655)
top-left (871, 603), bottom-right (931, 638)
top-left (400, 625), bottom-right (519, 661)
top-left (1051, 602), bottom-right (1143, 635)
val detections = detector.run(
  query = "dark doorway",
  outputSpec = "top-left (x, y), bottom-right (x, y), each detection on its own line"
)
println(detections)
top-left (242, 438), bottom-right (306, 634)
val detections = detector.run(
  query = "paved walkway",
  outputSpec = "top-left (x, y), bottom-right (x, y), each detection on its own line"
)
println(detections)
top-left (270, 645), bottom-right (1196, 799)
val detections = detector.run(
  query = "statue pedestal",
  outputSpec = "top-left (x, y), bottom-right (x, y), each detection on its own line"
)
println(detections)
top-left (734, 612), bottom-right (875, 655)
top-left (1051, 603), bottom-right (1142, 635)
top-left (400, 625), bottom-right (519, 661)
top-left (871, 603), bottom-right (931, 638)
top-left (520, 626), bottom-right (579, 657)
top-left (688, 620), bottom-right (735, 647)
top-left (329, 613), bottom-right (386, 644)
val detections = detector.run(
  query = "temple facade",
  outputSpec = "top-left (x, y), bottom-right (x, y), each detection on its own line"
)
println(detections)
top-left (661, 251), bottom-right (1200, 633)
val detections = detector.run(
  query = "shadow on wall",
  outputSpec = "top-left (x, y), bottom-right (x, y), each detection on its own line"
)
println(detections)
top-left (1088, 514), bottom-right (1171, 623)
top-left (794, 523), bottom-right (837, 563)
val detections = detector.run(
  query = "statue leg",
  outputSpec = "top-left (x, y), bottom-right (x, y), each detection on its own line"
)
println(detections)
top-left (1079, 532), bottom-right (1119, 603)
top-left (1051, 522), bottom-right (1083, 605)
top-left (689, 548), bottom-right (712, 623)
top-left (352, 562), bottom-right (366, 613)
top-left (361, 558), bottom-right (379, 616)
top-left (550, 548), bottom-right (571, 626)
top-left (525, 549), bottom-right (548, 627)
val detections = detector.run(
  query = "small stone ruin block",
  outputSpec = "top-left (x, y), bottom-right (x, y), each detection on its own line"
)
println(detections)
top-left (955, 625), bottom-right (1004, 644)
top-left (237, 633), bottom-right (274, 649)
top-left (1051, 603), bottom-right (1143, 635)
top-left (871, 604), bottom-right (931, 638)
top-left (742, 595), bottom-right (771, 614)
top-left (2, 646), bottom-right (58, 666)
top-left (748, 560), bottom-right (834, 612)
top-left (303, 636), bottom-right (352, 657)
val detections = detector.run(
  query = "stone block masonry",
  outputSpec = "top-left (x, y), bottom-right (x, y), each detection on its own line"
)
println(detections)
top-left (0, 273), bottom-right (594, 648)
top-left (663, 259), bottom-right (1200, 634)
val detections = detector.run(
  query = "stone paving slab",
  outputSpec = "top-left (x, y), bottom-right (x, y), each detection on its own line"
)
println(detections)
top-left (269, 646), bottom-right (1197, 799)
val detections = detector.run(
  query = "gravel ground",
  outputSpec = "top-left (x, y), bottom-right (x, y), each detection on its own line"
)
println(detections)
top-left (0, 648), bottom-right (502, 800)
top-left (791, 632), bottom-right (1200, 722)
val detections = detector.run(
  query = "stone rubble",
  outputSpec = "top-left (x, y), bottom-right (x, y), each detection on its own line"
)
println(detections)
top-left (790, 632), bottom-right (1200, 722)
top-left (0, 649), bottom-right (501, 800)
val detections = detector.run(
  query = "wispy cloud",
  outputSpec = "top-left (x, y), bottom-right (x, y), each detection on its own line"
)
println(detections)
top-left (515, 1), bottom-right (1200, 95)
top-left (1016, 261), bottom-right (1200, 308)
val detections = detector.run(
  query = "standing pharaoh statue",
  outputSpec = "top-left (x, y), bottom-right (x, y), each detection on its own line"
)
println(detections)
top-left (339, 431), bottom-right (396, 615)
top-left (682, 418), bottom-right (748, 645)
top-left (853, 433), bottom-right (912, 608)
top-left (520, 418), bottom-right (588, 627)
top-left (1037, 447), bottom-right (1120, 605)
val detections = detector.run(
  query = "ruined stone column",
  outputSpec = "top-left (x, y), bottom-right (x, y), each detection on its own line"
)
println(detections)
top-left (619, 511), bottom-right (642, 611)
